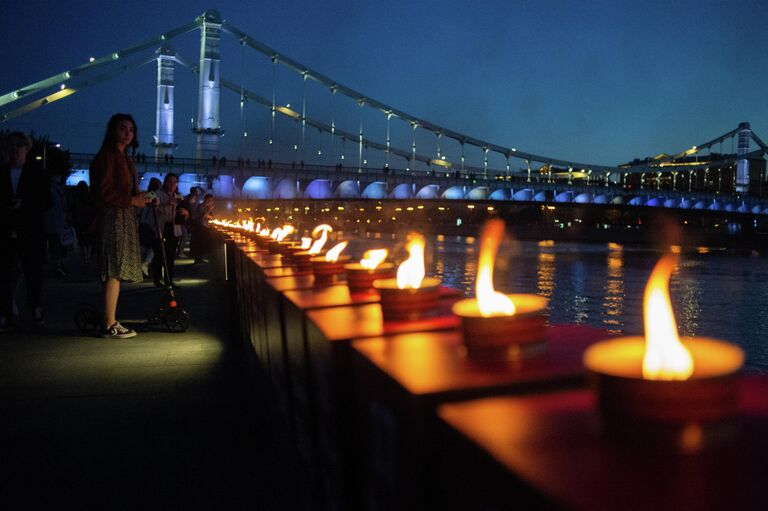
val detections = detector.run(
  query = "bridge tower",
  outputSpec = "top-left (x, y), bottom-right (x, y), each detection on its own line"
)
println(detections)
top-left (193, 9), bottom-right (223, 160)
top-left (152, 46), bottom-right (177, 159)
top-left (736, 121), bottom-right (751, 194)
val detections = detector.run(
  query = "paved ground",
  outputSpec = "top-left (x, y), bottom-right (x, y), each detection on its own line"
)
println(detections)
top-left (0, 251), bottom-right (305, 510)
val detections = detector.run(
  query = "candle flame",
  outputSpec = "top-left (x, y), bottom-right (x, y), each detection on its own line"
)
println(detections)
top-left (270, 227), bottom-right (282, 240)
top-left (309, 224), bottom-right (333, 255)
top-left (396, 233), bottom-right (426, 289)
top-left (312, 224), bottom-right (333, 237)
top-left (277, 225), bottom-right (294, 242)
top-left (361, 249), bottom-right (388, 270)
top-left (259, 228), bottom-right (270, 236)
top-left (642, 255), bottom-right (694, 380)
top-left (476, 219), bottom-right (516, 317)
top-left (325, 241), bottom-right (348, 262)
top-left (300, 237), bottom-right (312, 250)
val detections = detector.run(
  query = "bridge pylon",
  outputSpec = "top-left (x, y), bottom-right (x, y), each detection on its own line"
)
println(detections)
top-left (736, 121), bottom-right (751, 194)
top-left (192, 9), bottom-right (223, 160)
top-left (152, 45), bottom-right (177, 159)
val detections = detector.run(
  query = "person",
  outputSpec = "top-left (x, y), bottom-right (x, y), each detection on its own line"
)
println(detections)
top-left (138, 177), bottom-right (162, 277)
top-left (179, 186), bottom-right (200, 256)
top-left (71, 180), bottom-right (94, 266)
top-left (89, 114), bottom-right (150, 339)
top-left (0, 132), bottom-right (52, 331)
top-left (191, 193), bottom-right (214, 264)
top-left (45, 169), bottom-right (70, 276)
top-left (152, 173), bottom-right (188, 288)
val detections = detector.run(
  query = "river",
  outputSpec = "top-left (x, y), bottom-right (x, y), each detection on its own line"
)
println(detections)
top-left (356, 233), bottom-right (768, 373)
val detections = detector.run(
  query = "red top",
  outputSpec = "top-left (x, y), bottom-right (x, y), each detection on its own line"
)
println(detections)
top-left (89, 147), bottom-right (138, 212)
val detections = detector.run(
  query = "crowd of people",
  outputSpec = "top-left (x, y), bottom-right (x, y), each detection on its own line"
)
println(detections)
top-left (0, 115), bottom-right (216, 338)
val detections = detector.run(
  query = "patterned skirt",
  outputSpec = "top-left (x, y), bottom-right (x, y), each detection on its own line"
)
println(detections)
top-left (98, 207), bottom-right (143, 283)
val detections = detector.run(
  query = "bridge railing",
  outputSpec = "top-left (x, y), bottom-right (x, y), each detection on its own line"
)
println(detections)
top-left (67, 152), bottom-right (759, 205)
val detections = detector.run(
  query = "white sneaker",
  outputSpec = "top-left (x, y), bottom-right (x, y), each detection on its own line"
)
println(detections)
top-left (101, 322), bottom-right (137, 339)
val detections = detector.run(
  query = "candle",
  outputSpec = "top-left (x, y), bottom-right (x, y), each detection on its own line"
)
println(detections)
top-left (451, 219), bottom-right (548, 359)
top-left (345, 249), bottom-right (395, 293)
top-left (583, 255), bottom-right (744, 441)
top-left (293, 224), bottom-right (333, 271)
top-left (312, 241), bottom-right (350, 286)
top-left (374, 234), bottom-right (442, 321)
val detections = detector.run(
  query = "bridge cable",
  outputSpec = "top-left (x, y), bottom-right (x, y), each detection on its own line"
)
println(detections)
top-left (301, 73), bottom-right (308, 163)
top-left (220, 20), bottom-right (616, 173)
top-left (330, 87), bottom-right (337, 163)
top-left (385, 112), bottom-right (392, 169)
top-left (358, 99), bottom-right (364, 173)
top-left (411, 122), bottom-right (418, 172)
top-left (239, 37), bottom-right (246, 158)
top-left (0, 19), bottom-right (201, 110)
top-left (1, 55), bottom-right (157, 122)
top-left (270, 56), bottom-right (277, 161)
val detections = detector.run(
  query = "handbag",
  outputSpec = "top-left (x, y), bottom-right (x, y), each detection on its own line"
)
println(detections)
top-left (60, 226), bottom-right (78, 247)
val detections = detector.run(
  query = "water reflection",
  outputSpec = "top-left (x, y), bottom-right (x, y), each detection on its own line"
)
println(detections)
top-left (425, 236), bottom-right (766, 373)
top-left (673, 259), bottom-right (702, 337)
top-left (602, 243), bottom-right (625, 334)
top-left (536, 251), bottom-right (556, 298)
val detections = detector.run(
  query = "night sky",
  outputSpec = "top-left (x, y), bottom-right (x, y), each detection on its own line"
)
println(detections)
top-left (2, 0), bottom-right (767, 169)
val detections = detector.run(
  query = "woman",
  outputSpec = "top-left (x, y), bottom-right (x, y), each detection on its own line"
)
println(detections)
top-left (138, 177), bottom-right (162, 278)
top-left (152, 173), bottom-right (188, 288)
top-left (89, 114), bottom-right (149, 339)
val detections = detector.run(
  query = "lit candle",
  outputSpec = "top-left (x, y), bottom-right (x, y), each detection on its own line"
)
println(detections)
top-left (266, 224), bottom-right (295, 254)
top-left (374, 233), bottom-right (441, 321)
top-left (345, 249), bottom-right (395, 293)
top-left (451, 219), bottom-right (548, 359)
top-left (312, 241), bottom-right (350, 285)
top-left (583, 255), bottom-right (744, 440)
top-left (293, 224), bottom-right (332, 272)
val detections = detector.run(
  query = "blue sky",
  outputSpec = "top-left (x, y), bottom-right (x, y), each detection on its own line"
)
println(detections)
top-left (2, 0), bottom-right (767, 168)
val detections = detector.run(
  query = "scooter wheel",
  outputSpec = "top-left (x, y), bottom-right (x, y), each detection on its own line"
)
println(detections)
top-left (164, 308), bottom-right (190, 333)
top-left (75, 306), bottom-right (102, 336)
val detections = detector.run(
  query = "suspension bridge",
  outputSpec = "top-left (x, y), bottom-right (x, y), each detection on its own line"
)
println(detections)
top-left (3, 9), bottom-right (768, 214)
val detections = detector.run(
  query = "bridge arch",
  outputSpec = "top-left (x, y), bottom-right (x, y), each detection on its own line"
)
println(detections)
top-left (465, 187), bottom-right (489, 200)
top-left (304, 179), bottom-right (333, 199)
top-left (390, 183), bottom-right (415, 199)
top-left (211, 175), bottom-right (240, 199)
top-left (335, 180), bottom-right (360, 198)
top-left (362, 182), bottom-right (388, 199)
top-left (488, 188), bottom-right (509, 200)
top-left (441, 186), bottom-right (465, 200)
top-left (645, 197), bottom-right (664, 207)
top-left (555, 191), bottom-right (573, 203)
top-left (273, 178), bottom-right (300, 199)
top-left (574, 192), bottom-right (593, 204)
top-left (416, 184), bottom-right (440, 199)
top-left (512, 189), bottom-right (533, 201)
top-left (242, 176), bottom-right (272, 199)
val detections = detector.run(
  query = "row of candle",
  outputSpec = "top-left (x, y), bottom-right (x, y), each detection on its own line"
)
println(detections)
top-left (211, 216), bottom-right (746, 443)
